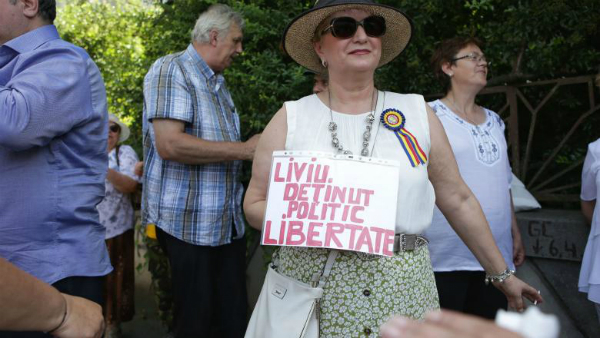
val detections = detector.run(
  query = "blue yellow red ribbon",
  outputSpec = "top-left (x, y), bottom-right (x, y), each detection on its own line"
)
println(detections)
top-left (381, 109), bottom-right (427, 167)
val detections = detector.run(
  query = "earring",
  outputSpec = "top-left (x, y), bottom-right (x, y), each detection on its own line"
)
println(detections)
top-left (321, 59), bottom-right (328, 68)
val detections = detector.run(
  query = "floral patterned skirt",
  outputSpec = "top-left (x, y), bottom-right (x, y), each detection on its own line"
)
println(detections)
top-left (276, 246), bottom-right (439, 338)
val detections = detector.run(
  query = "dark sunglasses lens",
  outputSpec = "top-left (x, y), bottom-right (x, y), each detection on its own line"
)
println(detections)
top-left (331, 17), bottom-right (358, 38)
top-left (364, 16), bottom-right (386, 37)
top-left (110, 125), bottom-right (120, 133)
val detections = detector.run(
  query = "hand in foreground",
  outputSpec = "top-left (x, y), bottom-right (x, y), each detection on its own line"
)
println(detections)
top-left (380, 310), bottom-right (523, 338)
top-left (494, 275), bottom-right (543, 312)
top-left (51, 294), bottom-right (104, 338)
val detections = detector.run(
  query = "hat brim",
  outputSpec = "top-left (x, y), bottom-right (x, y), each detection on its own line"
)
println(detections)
top-left (117, 122), bottom-right (130, 143)
top-left (283, 3), bottom-right (413, 73)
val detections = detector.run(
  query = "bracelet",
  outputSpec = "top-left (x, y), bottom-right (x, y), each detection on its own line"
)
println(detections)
top-left (46, 294), bottom-right (68, 334)
top-left (484, 268), bottom-right (515, 285)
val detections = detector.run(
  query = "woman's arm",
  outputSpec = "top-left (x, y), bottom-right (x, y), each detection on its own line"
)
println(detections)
top-left (244, 106), bottom-right (288, 230)
top-left (581, 199), bottom-right (596, 225)
top-left (510, 190), bottom-right (525, 266)
top-left (426, 105), bottom-right (542, 310)
top-left (106, 169), bottom-right (138, 194)
top-left (0, 258), bottom-right (104, 338)
top-left (107, 146), bottom-right (140, 194)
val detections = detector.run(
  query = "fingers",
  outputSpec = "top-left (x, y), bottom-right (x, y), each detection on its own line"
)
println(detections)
top-left (380, 314), bottom-right (464, 338)
top-left (509, 291), bottom-right (525, 313)
top-left (424, 310), bottom-right (500, 336)
top-left (380, 311), bottom-right (523, 338)
top-left (523, 287), bottom-right (544, 304)
top-left (513, 250), bottom-right (525, 266)
top-left (500, 276), bottom-right (544, 312)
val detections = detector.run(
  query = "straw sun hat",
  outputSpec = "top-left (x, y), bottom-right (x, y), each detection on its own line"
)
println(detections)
top-left (282, 0), bottom-right (413, 73)
top-left (108, 113), bottom-right (130, 143)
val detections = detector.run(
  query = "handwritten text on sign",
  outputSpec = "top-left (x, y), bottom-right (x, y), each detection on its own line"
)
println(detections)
top-left (262, 151), bottom-right (400, 256)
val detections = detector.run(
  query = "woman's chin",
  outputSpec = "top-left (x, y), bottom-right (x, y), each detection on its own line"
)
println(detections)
top-left (337, 62), bottom-right (378, 74)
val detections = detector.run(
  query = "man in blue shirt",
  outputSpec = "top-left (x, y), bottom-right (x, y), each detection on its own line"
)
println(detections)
top-left (143, 4), bottom-right (259, 337)
top-left (0, 1), bottom-right (111, 336)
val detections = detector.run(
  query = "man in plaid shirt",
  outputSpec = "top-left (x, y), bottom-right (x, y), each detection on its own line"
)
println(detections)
top-left (142, 4), bottom-right (260, 337)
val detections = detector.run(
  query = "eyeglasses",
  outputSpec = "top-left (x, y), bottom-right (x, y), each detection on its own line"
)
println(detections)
top-left (321, 16), bottom-right (386, 39)
top-left (452, 52), bottom-right (488, 64)
top-left (109, 124), bottom-right (121, 133)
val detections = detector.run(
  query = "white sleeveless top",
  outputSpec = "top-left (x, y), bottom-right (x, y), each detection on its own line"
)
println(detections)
top-left (423, 100), bottom-right (514, 271)
top-left (284, 92), bottom-right (434, 234)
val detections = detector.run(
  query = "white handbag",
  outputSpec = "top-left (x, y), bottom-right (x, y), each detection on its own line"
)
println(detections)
top-left (245, 250), bottom-right (339, 338)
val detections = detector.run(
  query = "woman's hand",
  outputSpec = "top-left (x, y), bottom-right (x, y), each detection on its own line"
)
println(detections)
top-left (493, 275), bottom-right (543, 312)
top-left (380, 310), bottom-right (523, 338)
top-left (512, 229), bottom-right (525, 266)
top-left (134, 161), bottom-right (144, 177)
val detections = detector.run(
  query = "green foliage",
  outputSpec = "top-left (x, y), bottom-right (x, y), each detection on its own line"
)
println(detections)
top-left (56, 0), bottom-right (599, 148)
top-left (56, 0), bottom-right (161, 155)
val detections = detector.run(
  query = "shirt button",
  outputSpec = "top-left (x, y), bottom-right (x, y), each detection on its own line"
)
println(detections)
top-left (364, 327), bottom-right (372, 335)
top-left (363, 289), bottom-right (371, 296)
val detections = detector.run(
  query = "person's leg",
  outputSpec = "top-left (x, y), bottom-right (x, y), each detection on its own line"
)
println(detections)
top-left (104, 230), bottom-right (135, 337)
top-left (595, 302), bottom-right (600, 325)
top-left (156, 227), bottom-right (213, 338)
top-left (0, 276), bottom-right (104, 338)
top-left (463, 271), bottom-right (507, 319)
top-left (213, 236), bottom-right (248, 338)
top-left (434, 271), bottom-right (470, 313)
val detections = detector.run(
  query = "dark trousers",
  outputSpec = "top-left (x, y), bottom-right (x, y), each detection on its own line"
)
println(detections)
top-left (156, 227), bottom-right (248, 338)
top-left (0, 276), bottom-right (104, 338)
top-left (434, 271), bottom-right (507, 320)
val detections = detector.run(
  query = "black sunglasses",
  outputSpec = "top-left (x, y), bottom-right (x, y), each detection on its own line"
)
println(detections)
top-left (109, 124), bottom-right (121, 133)
top-left (321, 16), bottom-right (386, 39)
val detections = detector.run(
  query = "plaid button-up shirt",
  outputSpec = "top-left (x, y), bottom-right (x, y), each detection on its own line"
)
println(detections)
top-left (142, 44), bottom-right (245, 246)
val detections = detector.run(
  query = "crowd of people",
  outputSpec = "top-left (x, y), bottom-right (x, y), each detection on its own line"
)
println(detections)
top-left (0, 0), bottom-right (596, 338)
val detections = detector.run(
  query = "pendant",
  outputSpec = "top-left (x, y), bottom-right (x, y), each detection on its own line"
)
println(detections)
top-left (328, 122), bottom-right (337, 132)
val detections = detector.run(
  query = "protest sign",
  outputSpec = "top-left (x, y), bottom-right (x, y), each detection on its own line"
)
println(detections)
top-left (261, 151), bottom-right (400, 257)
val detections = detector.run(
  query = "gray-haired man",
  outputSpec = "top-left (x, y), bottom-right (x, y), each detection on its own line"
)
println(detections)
top-left (142, 4), bottom-right (259, 337)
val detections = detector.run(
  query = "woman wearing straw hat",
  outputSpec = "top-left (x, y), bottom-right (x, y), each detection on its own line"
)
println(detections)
top-left (97, 114), bottom-right (140, 338)
top-left (244, 0), bottom-right (542, 336)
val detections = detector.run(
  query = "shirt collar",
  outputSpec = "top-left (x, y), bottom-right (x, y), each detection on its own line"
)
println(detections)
top-left (2, 25), bottom-right (60, 54)
top-left (185, 44), bottom-right (225, 90)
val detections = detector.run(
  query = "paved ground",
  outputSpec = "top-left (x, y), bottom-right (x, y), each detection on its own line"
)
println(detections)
top-left (122, 243), bottom-right (599, 338)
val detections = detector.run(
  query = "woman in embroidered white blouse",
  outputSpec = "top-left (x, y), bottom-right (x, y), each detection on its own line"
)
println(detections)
top-left (423, 37), bottom-right (526, 319)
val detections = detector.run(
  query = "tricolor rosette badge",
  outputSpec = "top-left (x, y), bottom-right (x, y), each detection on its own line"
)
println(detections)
top-left (381, 109), bottom-right (427, 167)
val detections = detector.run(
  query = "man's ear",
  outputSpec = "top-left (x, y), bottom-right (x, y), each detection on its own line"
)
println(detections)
top-left (21, 0), bottom-right (39, 19)
top-left (209, 30), bottom-right (219, 47)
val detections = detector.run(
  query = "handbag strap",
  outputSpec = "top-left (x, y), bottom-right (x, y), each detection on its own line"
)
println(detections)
top-left (311, 250), bottom-right (339, 288)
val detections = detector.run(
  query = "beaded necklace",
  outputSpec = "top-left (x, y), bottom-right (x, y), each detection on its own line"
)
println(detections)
top-left (327, 88), bottom-right (378, 156)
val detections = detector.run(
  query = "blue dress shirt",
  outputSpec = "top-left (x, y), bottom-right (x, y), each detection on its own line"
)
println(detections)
top-left (0, 25), bottom-right (112, 284)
